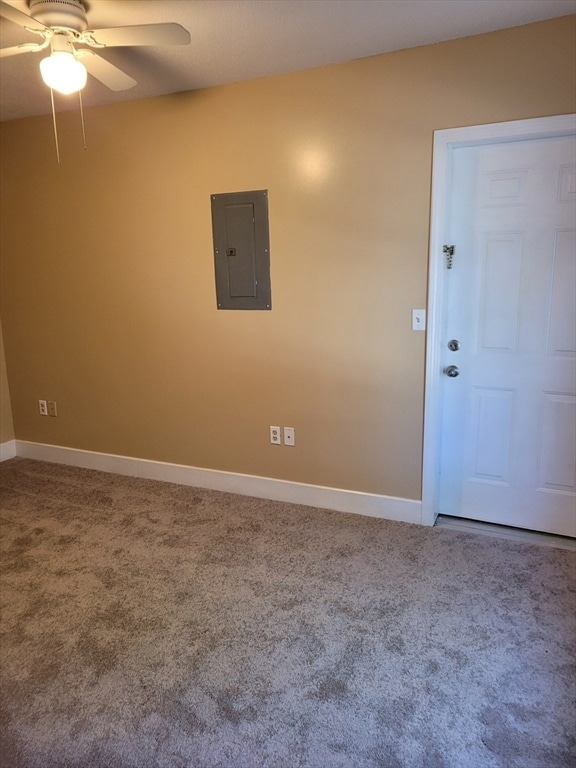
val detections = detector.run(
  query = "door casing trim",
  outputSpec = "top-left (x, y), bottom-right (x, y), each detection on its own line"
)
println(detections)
top-left (421, 113), bottom-right (576, 526)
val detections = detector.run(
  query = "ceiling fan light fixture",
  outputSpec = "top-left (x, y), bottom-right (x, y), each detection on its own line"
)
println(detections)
top-left (40, 52), bottom-right (87, 94)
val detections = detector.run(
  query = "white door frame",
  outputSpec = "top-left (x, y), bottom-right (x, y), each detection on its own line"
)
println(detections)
top-left (421, 113), bottom-right (576, 527)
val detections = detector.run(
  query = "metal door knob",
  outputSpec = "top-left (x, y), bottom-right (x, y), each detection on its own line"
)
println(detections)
top-left (444, 365), bottom-right (460, 378)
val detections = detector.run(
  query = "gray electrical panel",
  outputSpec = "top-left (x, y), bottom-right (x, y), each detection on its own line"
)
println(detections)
top-left (211, 189), bottom-right (271, 310)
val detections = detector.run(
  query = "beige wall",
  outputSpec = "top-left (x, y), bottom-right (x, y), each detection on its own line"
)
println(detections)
top-left (1, 17), bottom-right (574, 498)
top-left (0, 323), bottom-right (15, 444)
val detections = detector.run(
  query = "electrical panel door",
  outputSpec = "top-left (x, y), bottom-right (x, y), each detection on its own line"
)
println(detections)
top-left (211, 189), bottom-right (271, 310)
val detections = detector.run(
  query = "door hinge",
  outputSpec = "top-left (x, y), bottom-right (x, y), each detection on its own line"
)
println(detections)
top-left (443, 245), bottom-right (455, 269)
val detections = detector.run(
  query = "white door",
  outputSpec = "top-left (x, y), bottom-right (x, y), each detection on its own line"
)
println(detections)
top-left (423, 116), bottom-right (576, 537)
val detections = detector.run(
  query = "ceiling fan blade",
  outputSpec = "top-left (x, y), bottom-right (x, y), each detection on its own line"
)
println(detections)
top-left (81, 23), bottom-right (190, 48)
top-left (0, 0), bottom-right (49, 32)
top-left (0, 41), bottom-right (47, 57)
top-left (76, 50), bottom-right (137, 91)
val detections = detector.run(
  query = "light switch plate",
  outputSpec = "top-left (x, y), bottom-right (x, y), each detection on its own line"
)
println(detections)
top-left (412, 309), bottom-right (426, 331)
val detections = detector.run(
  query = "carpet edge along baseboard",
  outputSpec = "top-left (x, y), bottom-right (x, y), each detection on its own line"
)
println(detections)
top-left (4, 440), bottom-right (422, 526)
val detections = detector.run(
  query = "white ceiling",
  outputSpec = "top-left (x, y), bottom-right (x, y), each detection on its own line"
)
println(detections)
top-left (1, 0), bottom-right (575, 122)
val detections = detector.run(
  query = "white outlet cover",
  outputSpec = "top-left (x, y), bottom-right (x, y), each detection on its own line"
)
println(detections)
top-left (284, 427), bottom-right (295, 446)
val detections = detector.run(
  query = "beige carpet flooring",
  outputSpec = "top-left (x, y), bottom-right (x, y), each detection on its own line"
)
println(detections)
top-left (1, 458), bottom-right (575, 768)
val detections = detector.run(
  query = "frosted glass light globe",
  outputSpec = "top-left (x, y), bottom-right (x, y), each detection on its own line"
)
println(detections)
top-left (40, 53), bottom-right (87, 95)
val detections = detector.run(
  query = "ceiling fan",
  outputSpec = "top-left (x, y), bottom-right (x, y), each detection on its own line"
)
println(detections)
top-left (0, 0), bottom-right (191, 94)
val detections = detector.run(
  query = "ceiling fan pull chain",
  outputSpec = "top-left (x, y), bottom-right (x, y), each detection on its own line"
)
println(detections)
top-left (49, 87), bottom-right (60, 164)
top-left (78, 89), bottom-right (87, 150)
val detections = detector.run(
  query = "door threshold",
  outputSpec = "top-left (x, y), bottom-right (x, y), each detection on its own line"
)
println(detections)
top-left (435, 515), bottom-right (576, 551)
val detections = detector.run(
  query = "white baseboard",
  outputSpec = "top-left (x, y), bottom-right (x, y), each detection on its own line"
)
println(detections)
top-left (0, 440), bottom-right (17, 462)
top-left (13, 440), bottom-right (422, 525)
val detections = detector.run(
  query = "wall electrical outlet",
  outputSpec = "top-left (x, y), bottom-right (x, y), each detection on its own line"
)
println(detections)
top-left (270, 426), bottom-right (281, 445)
top-left (39, 400), bottom-right (48, 416)
top-left (47, 401), bottom-right (57, 417)
top-left (284, 427), bottom-right (295, 446)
